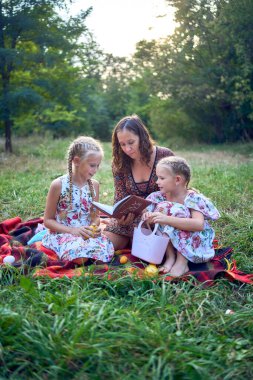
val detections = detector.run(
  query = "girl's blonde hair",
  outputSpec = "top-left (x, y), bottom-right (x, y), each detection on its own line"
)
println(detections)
top-left (157, 156), bottom-right (191, 187)
top-left (67, 136), bottom-right (103, 207)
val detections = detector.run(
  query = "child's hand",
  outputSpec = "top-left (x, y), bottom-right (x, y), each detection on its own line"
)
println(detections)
top-left (149, 212), bottom-right (169, 225)
top-left (142, 211), bottom-right (153, 222)
top-left (90, 224), bottom-right (101, 238)
top-left (71, 226), bottom-right (96, 239)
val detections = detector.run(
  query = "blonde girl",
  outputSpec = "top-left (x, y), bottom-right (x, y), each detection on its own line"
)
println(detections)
top-left (142, 156), bottom-right (220, 277)
top-left (42, 136), bottom-right (114, 263)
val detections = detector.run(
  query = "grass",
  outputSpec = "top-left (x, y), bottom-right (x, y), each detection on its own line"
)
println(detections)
top-left (0, 136), bottom-right (253, 379)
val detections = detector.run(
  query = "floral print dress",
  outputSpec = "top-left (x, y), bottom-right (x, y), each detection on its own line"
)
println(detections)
top-left (42, 174), bottom-right (114, 262)
top-left (146, 191), bottom-right (220, 263)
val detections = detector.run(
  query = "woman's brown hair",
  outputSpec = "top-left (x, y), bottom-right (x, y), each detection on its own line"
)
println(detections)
top-left (112, 114), bottom-right (155, 172)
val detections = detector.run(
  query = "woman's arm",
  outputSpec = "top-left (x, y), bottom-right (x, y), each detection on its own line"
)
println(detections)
top-left (160, 146), bottom-right (175, 158)
top-left (112, 165), bottom-right (129, 203)
top-left (146, 210), bottom-right (205, 232)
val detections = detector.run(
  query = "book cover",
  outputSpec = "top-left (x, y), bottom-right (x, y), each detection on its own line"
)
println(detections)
top-left (92, 195), bottom-right (153, 218)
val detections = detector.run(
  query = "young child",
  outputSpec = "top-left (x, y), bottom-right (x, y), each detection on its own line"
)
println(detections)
top-left (142, 156), bottom-right (220, 277)
top-left (42, 136), bottom-right (114, 264)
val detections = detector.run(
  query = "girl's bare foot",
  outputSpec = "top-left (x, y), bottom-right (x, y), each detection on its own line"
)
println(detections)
top-left (159, 242), bottom-right (176, 273)
top-left (159, 259), bottom-right (175, 274)
top-left (169, 263), bottom-right (189, 277)
top-left (167, 251), bottom-right (189, 277)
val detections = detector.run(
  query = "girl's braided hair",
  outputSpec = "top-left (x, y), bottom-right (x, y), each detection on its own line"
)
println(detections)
top-left (67, 136), bottom-right (103, 210)
top-left (157, 156), bottom-right (191, 187)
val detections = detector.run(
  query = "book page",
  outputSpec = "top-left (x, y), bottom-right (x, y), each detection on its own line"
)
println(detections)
top-left (92, 195), bottom-right (151, 218)
top-left (113, 195), bottom-right (131, 211)
top-left (113, 195), bottom-right (152, 218)
top-left (92, 201), bottom-right (114, 216)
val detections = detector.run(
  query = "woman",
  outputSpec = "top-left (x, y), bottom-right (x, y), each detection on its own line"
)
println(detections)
top-left (104, 114), bottom-right (174, 250)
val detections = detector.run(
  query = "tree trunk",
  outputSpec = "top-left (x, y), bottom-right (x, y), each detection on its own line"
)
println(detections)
top-left (0, 2), bottom-right (12, 153)
top-left (5, 119), bottom-right (12, 153)
top-left (0, 72), bottom-right (13, 154)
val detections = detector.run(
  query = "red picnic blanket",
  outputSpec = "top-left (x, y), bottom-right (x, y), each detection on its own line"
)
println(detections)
top-left (0, 217), bottom-right (253, 286)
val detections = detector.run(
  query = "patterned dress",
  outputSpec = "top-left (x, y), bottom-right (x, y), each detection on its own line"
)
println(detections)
top-left (146, 190), bottom-right (220, 263)
top-left (104, 146), bottom-right (174, 237)
top-left (42, 175), bottom-right (114, 262)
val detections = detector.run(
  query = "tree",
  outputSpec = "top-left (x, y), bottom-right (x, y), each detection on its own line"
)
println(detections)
top-left (0, 0), bottom-right (92, 152)
top-left (163, 0), bottom-right (253, 142)
top-left (130, 0), bottom-right (253, 143)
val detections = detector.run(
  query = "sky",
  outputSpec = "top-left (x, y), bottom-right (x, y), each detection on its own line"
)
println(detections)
top-left (68, 0), bottom-right (176, 57)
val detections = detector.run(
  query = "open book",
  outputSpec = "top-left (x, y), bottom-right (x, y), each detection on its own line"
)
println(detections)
top-left (92, 195), bottom-right (153, 218)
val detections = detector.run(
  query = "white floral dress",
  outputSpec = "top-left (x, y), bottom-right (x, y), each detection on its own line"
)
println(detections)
top-left (146, 191), bottom-right (220, 263)
top-left (42, 174), bottom-right (114, 262)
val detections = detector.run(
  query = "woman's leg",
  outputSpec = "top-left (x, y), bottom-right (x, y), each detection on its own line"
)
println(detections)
top-left (159, 242), bottom-right (176, 273)
top-left (170, 251), bottom-right (189, 277)
top-left (103, 231), bottom-right (129, 251)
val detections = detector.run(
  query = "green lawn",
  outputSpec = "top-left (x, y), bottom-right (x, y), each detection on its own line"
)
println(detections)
top-left (0, 137), bottom-right (253, 379)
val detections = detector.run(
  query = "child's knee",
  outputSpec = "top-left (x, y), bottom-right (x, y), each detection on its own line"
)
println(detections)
top-left (72, 257), bottom-right (88, 265)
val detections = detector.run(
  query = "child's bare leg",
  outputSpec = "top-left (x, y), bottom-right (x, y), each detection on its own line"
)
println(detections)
top-left (170, 251), bottom-right (189, 277)
top-left (72, 257), bottom-right (89, 265)
top-left (159, 242), bottom-right (176, 273)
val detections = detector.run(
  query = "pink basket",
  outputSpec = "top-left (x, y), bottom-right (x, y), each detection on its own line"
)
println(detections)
top-left (132, 221), bottom-right (169, 264)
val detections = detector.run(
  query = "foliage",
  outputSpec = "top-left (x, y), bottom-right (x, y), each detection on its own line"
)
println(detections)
top-left (0, 0), bottom-right (99, 151)
top-left (170, 0), bottom-right (253, 142)
top-left (148, 96), bottom-right (195, 142)
top-left (1, 0), bottom-right (253, 153)
top-left (131, 0), bottom-right (253, 143)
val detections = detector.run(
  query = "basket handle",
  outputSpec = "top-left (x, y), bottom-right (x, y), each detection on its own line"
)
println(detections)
top-left (138, 220), bottom-right (159, 236)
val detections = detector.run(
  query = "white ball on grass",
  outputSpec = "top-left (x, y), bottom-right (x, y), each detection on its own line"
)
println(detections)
top-left (3, 255), bottom-right (15, 264)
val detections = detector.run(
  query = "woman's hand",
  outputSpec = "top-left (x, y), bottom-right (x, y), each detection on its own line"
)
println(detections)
top-left (118, 213), bottom-right (135, 226)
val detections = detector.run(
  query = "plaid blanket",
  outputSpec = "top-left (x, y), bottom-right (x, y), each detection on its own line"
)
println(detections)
top-left (1, 217), bottom-right (253, 286)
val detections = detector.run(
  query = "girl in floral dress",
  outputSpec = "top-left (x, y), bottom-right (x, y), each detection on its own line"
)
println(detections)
top-left (142, 156), bottom-right (220, 277)
top-left (42, 136), bottom-right (114, 263)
